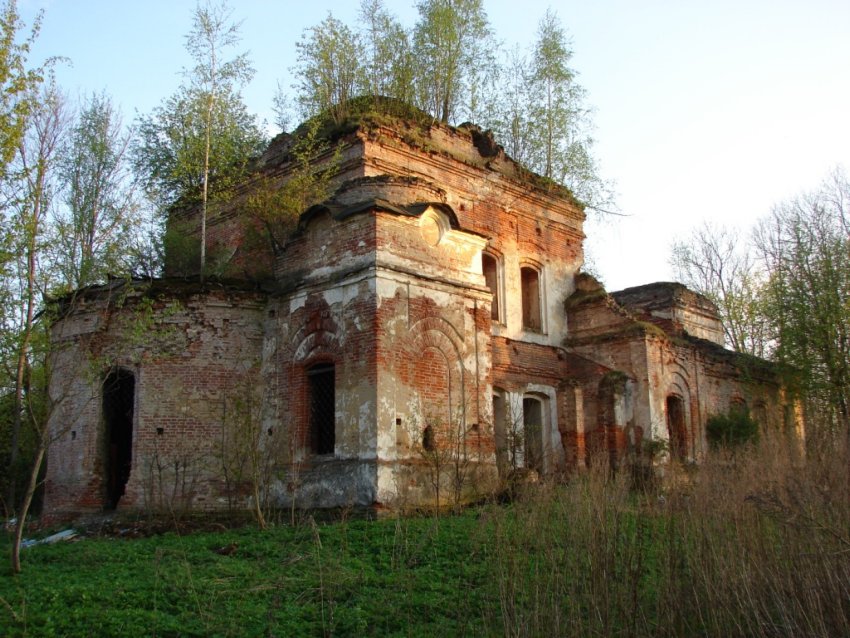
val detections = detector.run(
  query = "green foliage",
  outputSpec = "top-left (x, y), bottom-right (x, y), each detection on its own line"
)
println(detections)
top-left (294, 13), bottom-right (365, 125)
top-left (411, 0), bottom-right (495, 124)
top-left (358, 0), bottom-right (416, 110)
top-left (162, 216), bottom-right (200, 275)
top-left (706, 406), bottom-right (759, 448)
top-left (1, 78), bottom-right (65, 523)
top-left (288, 4), bottom-right (612, 212)
top-left (51, 92), bottom-right (138, 290)
top-left (755, 168), bottom-right (850, 432)
top-left (491, 9), bottom-right (613, 212)
top-left (133, 85), bottom-right (264, 209)
top-left (0, 0), bottom-right (43, 177)
top-left (132, 2), bottom-right (264, 212)
top-left (675, 169), bottom-right (850, 434)
top-left (243, 117), bottom-right (341, 260)
top-left (4, 432), bottom-right (847, 636)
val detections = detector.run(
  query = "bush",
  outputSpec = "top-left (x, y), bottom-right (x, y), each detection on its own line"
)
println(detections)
top-left (706, 407), bottom-right (759, 447)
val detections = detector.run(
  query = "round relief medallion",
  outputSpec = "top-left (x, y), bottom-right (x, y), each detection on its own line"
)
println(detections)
top-left (420, 213), bottom-right (444, 246)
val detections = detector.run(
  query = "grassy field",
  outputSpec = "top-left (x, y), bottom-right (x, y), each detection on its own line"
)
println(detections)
top-left (2, 433), bottom-right (848, 637)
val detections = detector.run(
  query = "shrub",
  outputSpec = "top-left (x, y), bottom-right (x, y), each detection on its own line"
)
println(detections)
top-left (706, 407), bottom-right (759, 447)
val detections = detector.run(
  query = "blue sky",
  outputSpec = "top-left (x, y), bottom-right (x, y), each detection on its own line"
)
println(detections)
top-left (19, 0), bottom-right (850, 291)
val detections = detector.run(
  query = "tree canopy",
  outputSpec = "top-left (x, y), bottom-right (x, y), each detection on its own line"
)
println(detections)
top-left (0, 0), bottom-right (43, 177)
top-left (289, 1), bottom-right (613, 212)
top-left (132, 2), bottom-right (264, 213)
top-left (672, 168), bottom-right (850, 437)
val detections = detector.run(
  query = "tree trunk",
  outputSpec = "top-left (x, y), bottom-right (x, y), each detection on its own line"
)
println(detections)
top-left (11, 433), bottom-right (46, 574)
top-left (7, 208), bottom-right (39, 510)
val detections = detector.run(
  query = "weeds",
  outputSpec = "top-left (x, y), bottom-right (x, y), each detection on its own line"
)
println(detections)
top-left (1, 429), bottom-right (847, 637)
top-left (483, 427), bottom-right (850, 637)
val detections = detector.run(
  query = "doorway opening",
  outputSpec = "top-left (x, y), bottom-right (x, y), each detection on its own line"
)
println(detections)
top-left (666, 395), bottom-right (687, 460)
top-left (103, 369), bottom-right (135, 509)
top-left (523, 396), bottom-right (545, 472)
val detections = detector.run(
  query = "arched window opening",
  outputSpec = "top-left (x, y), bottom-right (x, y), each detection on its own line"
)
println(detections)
top-left (422, 425), bottom-right (435, 452)
top-left (523, 396), bottom-right (544, 472)
top-left (783, 404), bottom-right (795, 433)
top-left (308, 363), bottom-right (335, 455)
top-left (482, 253), bottom-right (500, 322)
top-left (666, 395), bottom-right (687, 460)
top-left (103, 369), bottom-right (135, 509)
top-left (492, 391), bottom-right (508, 473)
top-left (753, 400), bottom-right (767, 428)
top-left (521, 266), bottom-right (542, 331)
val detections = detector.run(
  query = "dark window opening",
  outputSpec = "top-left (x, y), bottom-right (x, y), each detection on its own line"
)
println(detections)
top-left (523, 397), bottom-right (544, 471)
top-left (666, 395), bottom-right (687, 460)
top-left (308, 363), bottom-right (335, 455)
top-left (783, 405), bottom-right (795, 433)
top-left (492, 393), bottom-right (508, 472)
top-left (103, 369), bottom-right (135, 509)
top-left (422, 425), bottom-right (435, 451)
top-left (521, 266), bottom-right (541, 331)
top-left (482, 253), bottom-right (500, 321)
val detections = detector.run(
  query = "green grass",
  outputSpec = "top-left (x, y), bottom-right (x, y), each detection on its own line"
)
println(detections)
top-left (3, 432), bottom-right (849, 637)
top-left (1, 512), bottom-right (490, 637)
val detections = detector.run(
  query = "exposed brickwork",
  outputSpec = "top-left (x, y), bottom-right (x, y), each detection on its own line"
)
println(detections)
top-left (44, 116), bottom-right (801, 515)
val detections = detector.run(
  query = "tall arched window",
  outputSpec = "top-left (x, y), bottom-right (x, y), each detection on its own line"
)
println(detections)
top-left (492, 389), bottom-right (508, 473)
top-left (482, 252), bottom-right (501, 322)
top-left (520, 266), bottom-right (542, 331)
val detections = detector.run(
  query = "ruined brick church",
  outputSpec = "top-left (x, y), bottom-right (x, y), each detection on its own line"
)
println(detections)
top-left (43, 113), bottom-right (802, 514)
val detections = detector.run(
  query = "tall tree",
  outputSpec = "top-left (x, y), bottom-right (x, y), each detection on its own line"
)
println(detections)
top-left (187, 0), bottom-right (254, 281)
top-left (412, 0), bottom-right (493, 124)
top-left (293, 13), bottom-right (364, 124)
top-left (529, 9), bottom-right (577, 180)
top-left (671, 222), bottom-right (769, 357)
top-left (754, 169), bottom-right (850, 436)
top-left (2, 78), bottom-right (66, 526)
top-left (134, 86), bottom-right (262, 208)
top-left (132, 1), bottom-right (263, 278)
top-left (524, 10), bottom-right (612, 211)
top-left (0, 0), bottom-right (43, 177)
top-left (52, 92), bottom-right (136, 290)
top-left (358, 0), bottom-right (416, 112)
top-left (490, 46), bottom-right (535, 166)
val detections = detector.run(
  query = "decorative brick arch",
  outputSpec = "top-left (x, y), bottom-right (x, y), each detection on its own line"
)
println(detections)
top-left (285, 312), bottom-right (342, 458)
top-left (403, 316), bottom-right (466, 435)
top-left (285, 303), bottom-right (341, 363)
top-left (665, 369), bottom-right (693, 460)
top-left (291, 329), bottom-right (340, 363)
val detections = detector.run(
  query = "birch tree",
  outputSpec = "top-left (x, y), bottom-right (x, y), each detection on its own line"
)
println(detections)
top-left (132, 1), bottom-right (263, 279)
top-left (412, 0), bottom-right (494, 124)
top-left (0, 0), bottom-right (42, 177)
top-left (2, 80), bottom-right (66, 554)
top-left (52, 92), bottom-right (136, 290)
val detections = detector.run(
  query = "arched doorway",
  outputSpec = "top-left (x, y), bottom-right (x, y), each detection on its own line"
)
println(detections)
top-left (666, 395), bottom-right (687, 460)
top-left (523, 396), bottom-right (545, 472)
top-left (103, 369), bottom-right (135, 509)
